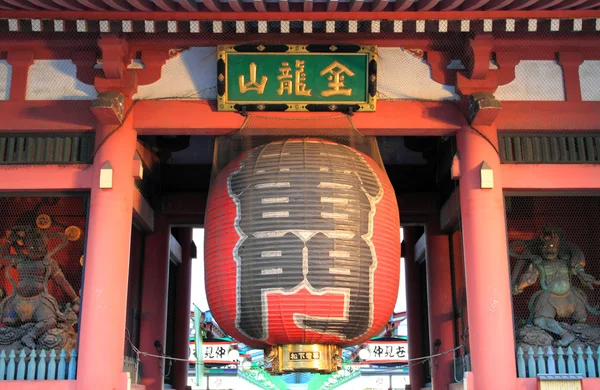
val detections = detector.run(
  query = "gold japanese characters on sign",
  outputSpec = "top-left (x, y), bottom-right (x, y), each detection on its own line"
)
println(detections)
top-left (218, 44), bottom-right (377, 112)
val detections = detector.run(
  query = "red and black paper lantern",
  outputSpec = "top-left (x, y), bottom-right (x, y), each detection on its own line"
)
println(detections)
top-left (205, 139), bottom-right (400, 348)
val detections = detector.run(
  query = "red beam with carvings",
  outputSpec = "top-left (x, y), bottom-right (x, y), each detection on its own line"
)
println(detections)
top-left (0, 165), bottom-right (93, 190)
top-left (502, 164), bottom-right (600, 191)
top-left (1, 100), bottom-right (600, 134)
top-left (132, 100), bottom-right (465, 136)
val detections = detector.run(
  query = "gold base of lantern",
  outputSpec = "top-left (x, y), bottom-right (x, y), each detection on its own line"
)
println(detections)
top-left (264, 344), bottom-right (343, 375)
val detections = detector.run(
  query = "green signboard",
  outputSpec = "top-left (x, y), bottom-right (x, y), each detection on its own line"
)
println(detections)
top-left (217, 44), bottom-right (377, 112)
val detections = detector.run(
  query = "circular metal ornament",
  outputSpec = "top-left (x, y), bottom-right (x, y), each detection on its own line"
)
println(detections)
top-left (36, 214), bottom-right (52, 229)
top-left (80, 255), bottom-right (84, 266)
top-left (65, 226), bottom-right (82, 242)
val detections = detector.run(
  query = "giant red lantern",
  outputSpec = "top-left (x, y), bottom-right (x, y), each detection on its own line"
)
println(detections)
top-left (205, 138), bottom-right (400, 374)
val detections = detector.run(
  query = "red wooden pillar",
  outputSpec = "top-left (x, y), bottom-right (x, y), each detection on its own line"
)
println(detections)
top-left (77, 117), bottom-right (137, 390)
top-left (139, 214), bottom-right (171, 390)
top-left (425, 213), bottom-right (454, 390)
top-left (456, 124), bottom-right (516, 390)
top-left (404, 228), bottom-right (424, 390)
top-left (172, 227), bottom-right (193, 390)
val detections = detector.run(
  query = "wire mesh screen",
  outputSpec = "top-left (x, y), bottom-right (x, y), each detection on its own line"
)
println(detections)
top-left (0, 195), bottom-right (87, 380)
top-left (211, 115), bottom-right (384, 182)
top-left (506, 196), bottom-right (600, 376)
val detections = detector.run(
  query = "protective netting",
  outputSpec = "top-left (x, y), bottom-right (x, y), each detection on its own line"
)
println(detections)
top-left (211, 115), bottom-right (384, 182)
top-left (506, 196), bottom-right (600, 377)
top-left (0, 195), bottom-right (87, 380)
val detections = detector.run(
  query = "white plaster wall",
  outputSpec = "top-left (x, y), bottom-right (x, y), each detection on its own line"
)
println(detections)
top-left (26, 60), bottom-right (97, 100)
top-left (378, 47), bottom-right (459, 101)
top-left (580, 60), bottom-right (600, 101)
top-left (0, 60), bottom-right (11, 100)
top-left (134, 47), bottom-right (217, 100)
top-left (495, 60), bottom-right (565, 101)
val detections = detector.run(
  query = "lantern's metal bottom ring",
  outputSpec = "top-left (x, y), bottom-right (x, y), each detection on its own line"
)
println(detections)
top-left (264, 344), bottom-right (343, 375)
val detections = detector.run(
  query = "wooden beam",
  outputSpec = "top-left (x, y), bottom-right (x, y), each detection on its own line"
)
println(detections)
top-left (101, 0), bottom-right (130, 11)
top-left (0, 165), bottom-right (93, 190)
top-left (228, 0), bottom-right (244, 12)
top-left (325, 0), bottom-right (337, 11)
top-left (394, 0), bottom-right (413, 11)
top-left (52, 0), bottom-right (86, 10)
top-left (254, 0), bottom-right (267, 12)
top-left (178, 0), bottom-right (200, 11)
top-left (132, 100), bottom-right (464, 136)
top-left (496, 102), bottom-right (600, 131)
top-left (28, 0), bottom-right (62, 10)
top-left (3, 9), bottom-right (600, 19)
top-left (303, 0), bottom-right (313, 12)
top-left (169, 233), bottom-right (182, 265)
top-left (371, 0), bottom-right (389, 11)
top-left (438, 0), bottom-right (465, 10)
top-left (75, 0), bottom-right (108, 11)
top-left (279, 0), bottom-right (289, 11)
top-left (3, 0), bottom-right (39, 10)
top-left (153, 0), bottom-right (177, 11)
top-left (0, 101), bottom-right (96, 131)
top-left (125, 0), bottom-right (154, 11)
top-left (461, 0), bottom-right (491, 10)
top-left (416, 0), bottom-right (440, 11)
top-left (415, 233), bottom-right (426, 264)
top-left (202, 0), bottom-right (221, 11)
top-left (133, 186), bottom-right (154, 232)
top-left (349, 0), bottom-right (364, 11)
top-left (501, 164), bottom-right (600, 191)
top-left (440, 188), bottom-right (460, 232)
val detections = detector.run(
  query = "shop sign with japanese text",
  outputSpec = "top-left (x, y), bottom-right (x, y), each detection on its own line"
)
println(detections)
top-left (363, 341), bottom-right (409, 363)
top-left (217, 44), bottom-right (377, 112)
top-left (189, 341), bottom-right (238, 364)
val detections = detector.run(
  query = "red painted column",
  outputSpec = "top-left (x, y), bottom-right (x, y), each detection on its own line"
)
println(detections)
top-left (172, 228), bottom-right (193, 390)
top-left (139, 214), bottom-right (171, 390)
top-left (404, 228), bottom-right (424, 390)
top-left (77, 117), bottom-right (137, 390)
top-left (425, 214), bottom-right (454, 390)
top-left (456, 124), bottom-right (516, 390)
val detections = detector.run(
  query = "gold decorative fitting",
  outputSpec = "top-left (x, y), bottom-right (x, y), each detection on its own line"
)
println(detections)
top-left (257, 104), bottom-right (266, 110)
top-left (36, 214), bottom-right (52, 229)
top-left (264, 344), bottom-right (343, 375)
top-left (16, 239), bottom-right (23, 246)
top-left (329, 105), bottom-right (337, 111)
top-left (218, 73), bottom-right (225, 82)
top-left (329, 45), bottom-right (338, 52)
top-left (65, 226), bottom-right (82, 242)
top-left (17, 231), bottom-right (25, 238)
top-left (257, 45), bottom-right (266, 52)
top-left (80, 255), bottom-right (84, 267)
top-left (370, 74), bottom-right (377, 82)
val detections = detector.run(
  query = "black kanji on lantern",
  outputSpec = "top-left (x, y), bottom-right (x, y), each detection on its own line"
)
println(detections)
top-left (228, 140), bottom-right (383, 341)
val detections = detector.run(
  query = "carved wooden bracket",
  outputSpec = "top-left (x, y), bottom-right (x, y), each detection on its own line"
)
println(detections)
top-left (6, 50), bottom-right (34, 101)
top-left (98, 35), bottom-right (130, 80)
top-left (136, 49), bottom-right (170, 86)
top-left (426, 35), bottom-right (521, 99)
top-left (468, 92), bottom-right (502, 127)
top-left (94, 34), bottom-right (138, 97)
top-left (558, 52), bottom-right (584, 102)
top-left (91, 91), bottom-right (125, 125)
top-left (71, 50), bottom-right (101, 86)
top-left (467, 35), bottom-right (494, 80)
